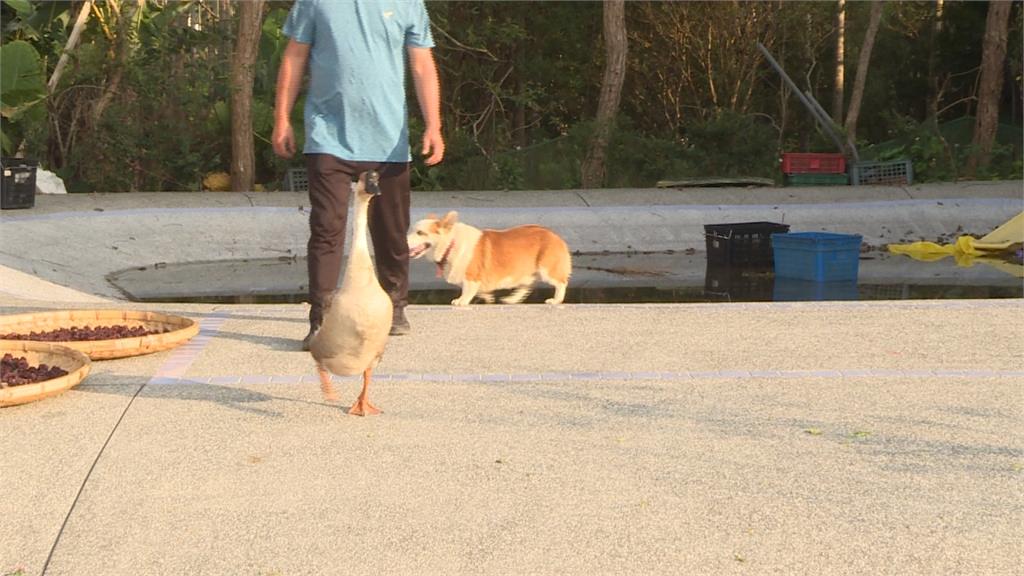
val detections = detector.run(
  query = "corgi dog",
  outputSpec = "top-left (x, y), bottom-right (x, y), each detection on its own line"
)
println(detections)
top-left (407, 211), bottom-right (572, 306)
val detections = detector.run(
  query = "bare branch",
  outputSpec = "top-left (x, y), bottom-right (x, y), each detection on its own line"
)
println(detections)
top-left (432, 23), bottom-right (499, 61)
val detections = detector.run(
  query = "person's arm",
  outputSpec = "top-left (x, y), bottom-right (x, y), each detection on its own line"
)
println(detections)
top-left (272, 39), bottom-right (311, 158)
top-left (408, 46), bottom-right (444, 165)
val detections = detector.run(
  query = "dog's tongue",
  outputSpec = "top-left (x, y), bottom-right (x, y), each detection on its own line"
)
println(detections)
top-left (435, 262), bottom-right (444, 278)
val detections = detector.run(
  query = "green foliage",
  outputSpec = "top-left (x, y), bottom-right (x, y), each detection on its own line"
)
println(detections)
top-left (0, 41), bottom-right (45, 105)
top-left (418, 110), bottom-right (780, 190)
top-left (412, 127), bottom-right (583, 191)
top-left (0, 38), bottom-right (46, 154)
top-left (3, 0), bottom-right (32, 15)
top-left (27, 1), bottom-right (302, 191)
top-left (0, 0), bottom-right (70, 156)
top-left (59, 1), bottom-right (225, 190)
top-left (867, 115), bottom-right (1024, 182)
top-left (870, 115), bottom-right (958, 182)
top-left (427, 1), bottom-right (602, 152)
top-left (254, 7), bottom-right (303, 184)
top-left (4, 0), bottom-right (1021, 191)
top-left (677, 111), bottom-right (780, 180)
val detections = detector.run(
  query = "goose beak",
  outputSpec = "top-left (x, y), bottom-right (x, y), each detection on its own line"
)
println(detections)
top-left (365, 171), bottom-right (382, 196)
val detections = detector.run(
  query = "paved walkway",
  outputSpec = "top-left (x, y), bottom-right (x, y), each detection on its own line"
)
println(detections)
top-left (1, 182), bottom-right (1022, 575)
top-left (2, 298), bottom-right (1022, 575)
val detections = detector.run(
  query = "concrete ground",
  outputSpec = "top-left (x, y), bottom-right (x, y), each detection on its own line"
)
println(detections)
top-left (1, 182), bottom-right (1022, 575)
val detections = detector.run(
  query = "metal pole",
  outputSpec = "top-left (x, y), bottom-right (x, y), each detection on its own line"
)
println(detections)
top-left (805, 90), bottom-right (859, 162)
top-left (756, 42), bottom-right (858, 161)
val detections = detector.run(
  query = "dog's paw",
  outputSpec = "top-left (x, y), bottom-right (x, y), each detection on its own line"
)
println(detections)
top-left (451, 298), bottom-right (469, 306)
top-left (545, 298), bottom-right (563, 305)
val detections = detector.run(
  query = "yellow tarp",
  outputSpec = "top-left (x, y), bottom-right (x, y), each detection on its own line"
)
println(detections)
top-left (887, 212), bottom-right (1023, 278)
top-left (979, 211), bottom-right (1024, 244)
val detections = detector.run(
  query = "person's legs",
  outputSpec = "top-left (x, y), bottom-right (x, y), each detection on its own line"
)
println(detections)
top-left (367, 162), bottom-right (412, 334)
top-left (305, 154), bottom-right (355, 345)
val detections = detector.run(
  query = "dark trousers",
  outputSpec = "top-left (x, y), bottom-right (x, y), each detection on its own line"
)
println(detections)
top-left (305, 154), bottom-right (410, 327)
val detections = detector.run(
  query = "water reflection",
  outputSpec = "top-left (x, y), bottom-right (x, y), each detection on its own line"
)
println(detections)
top-left (108, 253), bottom-right (1022, 305)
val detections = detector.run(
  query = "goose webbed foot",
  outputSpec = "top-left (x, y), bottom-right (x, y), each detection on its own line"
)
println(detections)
top-left (318, 367), bottom-right (339, 403)
top-left (348, 395), bottom-right (382, 416)
top-left (348, 368), bottom-right (382, 416)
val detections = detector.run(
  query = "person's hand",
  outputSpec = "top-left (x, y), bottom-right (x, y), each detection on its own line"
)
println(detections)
top-left (272, 121), bottom-right (296, 158)
top-left (421, 128), bottom-right (444, 166)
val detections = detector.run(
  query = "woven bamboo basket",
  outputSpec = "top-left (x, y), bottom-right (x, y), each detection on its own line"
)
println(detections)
top-left (1, 342), bottom-right (91, 407)
top-left (0, 310), bottom-right (200, 360)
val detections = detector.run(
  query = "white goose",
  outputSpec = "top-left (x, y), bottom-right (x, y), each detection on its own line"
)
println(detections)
top-left (309, 171), bottom-right (393, 416)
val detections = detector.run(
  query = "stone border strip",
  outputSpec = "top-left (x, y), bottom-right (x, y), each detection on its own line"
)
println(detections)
top-left (411, 299), bottom-right (1023, 311)
top-left (148, 311), bottom-right (230, 385)
top-left (147, 368), bottom-right (1024, 386)
top-left (208, 300), bottom-right (1023, 317)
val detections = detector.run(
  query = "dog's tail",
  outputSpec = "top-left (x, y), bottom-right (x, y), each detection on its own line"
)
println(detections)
top-left (539, 231), bottom-right (572, 283)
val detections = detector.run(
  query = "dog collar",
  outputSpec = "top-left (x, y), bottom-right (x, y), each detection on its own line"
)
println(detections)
top-left (436, 239), bottom-right (456, 278)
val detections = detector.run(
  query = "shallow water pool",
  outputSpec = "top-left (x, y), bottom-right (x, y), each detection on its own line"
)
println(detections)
top-left (106, 251), bottom-right (1023, 305)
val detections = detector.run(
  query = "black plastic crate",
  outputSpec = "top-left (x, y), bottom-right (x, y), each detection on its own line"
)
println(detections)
top-left (703, 265), bottom-right (775, 302)
top-left (704, 221), bottom-right (790, 268)
top-left (1, 157), bottom-right (37, 210)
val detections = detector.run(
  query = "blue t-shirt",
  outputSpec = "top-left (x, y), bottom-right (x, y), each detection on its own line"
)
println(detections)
top-left (283, 0), bottom-right (434, 163)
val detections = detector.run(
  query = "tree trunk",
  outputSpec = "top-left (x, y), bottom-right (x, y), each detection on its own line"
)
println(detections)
top-left (92, 0), bottom-right (140, 132)
top-left (926, 0), bottom-right (944, 123)
top-left (513, 8), bottom-right (528, 150)
top-left (965, 0), bottom-right (1012, 176)
top-left (47, 0), bottom-right (94, 94)
top-left (230, 0), bottom-right (265, 192)
top-left (580, 0), bottom-right (627, 189)
top-left (831, 0), bottom-right (845, 124)
top-left (843, 0), bottom-right (883, 144)
top-left (33, 0), bottom-right (93, 160)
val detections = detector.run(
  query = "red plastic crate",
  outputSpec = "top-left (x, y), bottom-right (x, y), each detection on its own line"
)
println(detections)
top-left (781, 152), bottom-right (846, 174)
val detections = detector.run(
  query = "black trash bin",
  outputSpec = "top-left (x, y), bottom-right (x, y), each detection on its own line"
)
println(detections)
top-left (1, 157), bottom-right (37, 210)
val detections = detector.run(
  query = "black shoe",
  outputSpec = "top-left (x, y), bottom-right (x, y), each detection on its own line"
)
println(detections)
top-left (390, 307), bottom-right (410, 336)
top-left (301, 324), bottom-right (319, 351)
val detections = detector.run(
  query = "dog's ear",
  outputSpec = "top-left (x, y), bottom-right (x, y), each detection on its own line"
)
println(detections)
top-left (425, 212), bottom-right (438, 221)
top-left (440, 211), bottom-right (459, 229)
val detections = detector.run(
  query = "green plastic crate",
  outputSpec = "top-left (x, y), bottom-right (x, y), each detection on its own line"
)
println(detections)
top-left (784, 173), bottom-right (849, 186)
top-left (850, 159), bottom-right (913, 185)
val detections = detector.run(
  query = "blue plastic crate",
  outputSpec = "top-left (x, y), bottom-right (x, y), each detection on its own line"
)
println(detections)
top-left (773, 277), bottom-right (859, 301)
top-left (770, 232), bottom-right (862, 282)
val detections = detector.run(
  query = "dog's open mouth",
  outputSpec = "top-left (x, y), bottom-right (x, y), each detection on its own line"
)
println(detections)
top-left (409, 242), bottom-right (431, 259)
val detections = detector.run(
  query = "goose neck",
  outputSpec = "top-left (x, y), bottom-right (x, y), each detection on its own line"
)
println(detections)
top-left (346, 193), bottom-right (373, 273)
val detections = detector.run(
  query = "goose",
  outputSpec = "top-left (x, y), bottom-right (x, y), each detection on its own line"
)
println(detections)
top-left (309, 170), bottom-right (393, 416)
